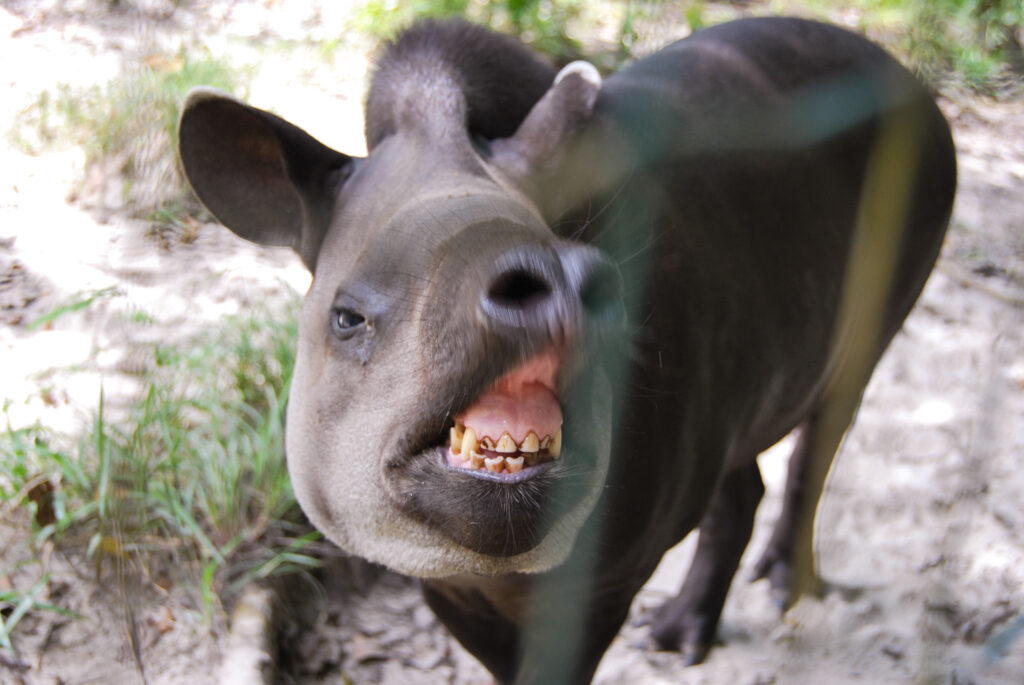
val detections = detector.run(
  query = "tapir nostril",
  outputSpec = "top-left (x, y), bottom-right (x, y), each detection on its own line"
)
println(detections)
top-left (480, 245), bottom-right (621, 339)
top-left (486, 269), bottom-right (552, 308)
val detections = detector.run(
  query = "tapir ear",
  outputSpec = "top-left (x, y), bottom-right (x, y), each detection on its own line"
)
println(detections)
top-left (178, 88), bottom-right (355, 271)
top-left (492, 61), bottom-right (601, 180)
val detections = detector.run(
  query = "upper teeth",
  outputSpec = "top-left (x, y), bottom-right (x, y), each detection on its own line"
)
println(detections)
top-left (549, 427), bottom-right (561, 458)
top-left (463, 426), bottom-right (478, 455)
top-left (495, 433), bottom-right (517, 453)
top-left (520, 432), bottom-right (540, 453)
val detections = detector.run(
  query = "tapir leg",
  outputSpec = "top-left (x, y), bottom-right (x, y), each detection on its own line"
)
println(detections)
top-left (750, 415), bottom-right (821, 608)
top-left (425, 575), bottom-right (638, 684)
top-left (748, 89), bottom-right (955, 612)
top-left (647, 461), bottom-right (765, 665)
top-left (421, 581), bottom-right (520, 684)
top-left (751, 389), bottom-right (863, 610)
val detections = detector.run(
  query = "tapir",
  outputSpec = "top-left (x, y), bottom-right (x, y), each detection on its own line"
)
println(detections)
top-left (178, 16), bottom-right (956, 684)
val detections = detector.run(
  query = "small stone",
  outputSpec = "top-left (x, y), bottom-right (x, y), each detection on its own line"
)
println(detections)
top-left (348, 633), bottom-right (387, 664)
top-left (408, 631), bottom-right (446, 671)
top-left (413, 604), bottom-right (436, 630)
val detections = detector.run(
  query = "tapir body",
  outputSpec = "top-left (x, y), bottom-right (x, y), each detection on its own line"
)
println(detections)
top-left (179, 17), bottom-right (956, 684)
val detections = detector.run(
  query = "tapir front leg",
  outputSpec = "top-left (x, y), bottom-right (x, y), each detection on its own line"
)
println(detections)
top-left (426, 568), bottom-right (642, 685)
top-left (422, 581), bottom-right (520, 684)
top-left (647, 461), bottom-right (765, 665)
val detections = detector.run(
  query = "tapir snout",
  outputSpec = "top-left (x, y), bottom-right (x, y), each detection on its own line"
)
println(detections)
top-left (478, 239), bottom-right (624, 347)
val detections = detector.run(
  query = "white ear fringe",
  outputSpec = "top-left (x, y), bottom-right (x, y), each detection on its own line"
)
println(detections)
top-left (554, 60), bottom-right (602, 90)
top-left (182, 85), bottom-right (239, 109)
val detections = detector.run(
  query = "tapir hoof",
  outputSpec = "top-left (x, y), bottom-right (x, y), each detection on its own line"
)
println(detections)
top-left (680, 641), bottom-right (712, 667)
top-left (636, 632), bottom-right (713, 668)
top-left (643, 597), bottom-right (719, 667)
top-left (750, 548), bottom-right (823, 611)
top-left (750, 549), bottom-right (795, 611)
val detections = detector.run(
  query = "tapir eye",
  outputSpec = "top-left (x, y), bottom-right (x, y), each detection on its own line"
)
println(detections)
top-left (331, 307), bottom-right (366, 338)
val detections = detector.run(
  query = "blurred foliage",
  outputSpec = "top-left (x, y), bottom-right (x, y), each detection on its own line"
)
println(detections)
top-left (0, 573), bottom-right (83, 652)
top-left (355, 0), bottom-right (587, 63)
top-left (896, 0), bottom-right (1024, 93)
top-left (11, 49), bottom-right (245, 217)
top-left (354, 0), bottom-right (1022, 93)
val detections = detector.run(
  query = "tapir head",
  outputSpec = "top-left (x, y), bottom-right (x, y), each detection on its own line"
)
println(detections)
top-left (177, 22), bottom-right (625, 577)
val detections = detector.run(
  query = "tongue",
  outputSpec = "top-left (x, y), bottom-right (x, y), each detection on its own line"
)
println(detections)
top-left (457, 351), bottom-right (562, 443)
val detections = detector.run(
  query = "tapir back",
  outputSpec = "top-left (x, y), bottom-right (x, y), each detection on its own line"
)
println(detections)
top-left (547, 16), bottom-right (955, 572)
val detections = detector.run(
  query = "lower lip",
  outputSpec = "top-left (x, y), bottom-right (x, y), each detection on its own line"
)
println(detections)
top-left (436, 448), bottom-right (555, 483)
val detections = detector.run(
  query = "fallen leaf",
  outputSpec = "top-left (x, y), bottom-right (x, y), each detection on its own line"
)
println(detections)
top-left (27, 479), bottom-right (56, 527)
top-left (148, 605), bottom-right (176, 634)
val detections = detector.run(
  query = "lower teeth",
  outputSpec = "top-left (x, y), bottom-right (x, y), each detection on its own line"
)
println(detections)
top-left (448, 446), bottom-right (550, 474)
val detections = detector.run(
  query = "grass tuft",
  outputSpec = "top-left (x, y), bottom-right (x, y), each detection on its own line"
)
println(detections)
top-left (898, 0), bottom-right (1024, 94)
top-left (0, 302), bottom-right (317, 649)
top-left (355, 0), bottom-right (586, 63)
top-left (11, 49), bottom-right (247, 219)
top-left (353, 0), bottom-right (1022, 93)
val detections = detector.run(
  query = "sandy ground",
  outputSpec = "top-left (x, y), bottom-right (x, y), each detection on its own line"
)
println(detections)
top-left (1, 1), bottom-right (1022, 683)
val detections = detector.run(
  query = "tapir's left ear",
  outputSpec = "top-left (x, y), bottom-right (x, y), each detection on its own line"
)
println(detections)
top-left (491, 61), bottom-right (601, 183)
top-left (178, 88), bottom-right (355, 271)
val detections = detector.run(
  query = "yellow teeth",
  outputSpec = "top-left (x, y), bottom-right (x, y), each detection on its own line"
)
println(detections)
top-left (468, 450), bottom-right (484, 469)
top-left (463, 427), bottom-right (478, 456)
top-left (484, 456), bottom-right (504, 472)
top-left (520, 432), bottom-right (540, 453)
top-left (450, 425), bottom-right (463, 453)
top-left (495, 433), bottom-right (517, 453)
top-left (506, 456), bottom-right (525, 473)
top-left (481, 436), bottom-right (496, 450)
top-left (550, 428), bottom-right (561, 458)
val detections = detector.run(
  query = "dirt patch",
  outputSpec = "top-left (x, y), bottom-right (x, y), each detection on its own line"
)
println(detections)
top-left (1, 2), bottom-right (1022, 684)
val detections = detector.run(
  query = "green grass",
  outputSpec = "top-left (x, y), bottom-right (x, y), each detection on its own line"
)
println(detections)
top-left (770, 0), bottom-right (1023, 93)
top-left (11, 49), bottom-right (246, 218)
top-left (354, 0), bottom-right (1022, 92)
top-left (15, 50), bottom-right (242, 160)
top-left (0, 301), bottom-right (317, 650)
top-left (355, 0), bottom-right (586, 63)
top-left (25, 287), bottom-right (122, 332)
top-left (897, 0), bottom-right (1024, 93)
top-left (0, 573), bottom-right (83, 652)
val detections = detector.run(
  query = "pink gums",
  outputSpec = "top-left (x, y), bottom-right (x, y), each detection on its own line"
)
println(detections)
top-left (456, 349), bottom-right (562, 444)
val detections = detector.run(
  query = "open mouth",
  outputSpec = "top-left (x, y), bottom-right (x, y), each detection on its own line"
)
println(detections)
top-left (443, 348), bottom-right (563, 479)
top-left (387, 345), bottom-right (602, 558)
